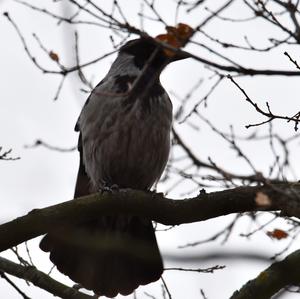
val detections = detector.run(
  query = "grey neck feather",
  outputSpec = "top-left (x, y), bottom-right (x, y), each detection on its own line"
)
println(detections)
top-left (105, 52), bottom-right (141, 78)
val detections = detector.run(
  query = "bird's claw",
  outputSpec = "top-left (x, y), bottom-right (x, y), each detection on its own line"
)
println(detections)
top-left (98, 184), bottom-right (120, 194)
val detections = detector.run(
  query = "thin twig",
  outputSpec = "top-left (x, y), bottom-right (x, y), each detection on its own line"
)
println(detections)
top-left (161, 277), bottom-right (172, 299)
top-left (0, 271), bottom-right (31, 299)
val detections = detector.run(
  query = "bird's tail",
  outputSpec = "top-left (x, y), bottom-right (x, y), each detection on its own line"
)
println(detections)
top-left (39, 216), bottom-right (163, 297)
top-left (40, 147), bottom-right (163, 297)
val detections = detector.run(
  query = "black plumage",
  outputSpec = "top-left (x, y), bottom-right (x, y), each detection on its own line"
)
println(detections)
top-left (40, 37), bottom-right (184, 297)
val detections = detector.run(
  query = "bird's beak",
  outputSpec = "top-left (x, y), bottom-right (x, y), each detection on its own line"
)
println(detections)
top-left (171, 50), bottom-right (189, 62)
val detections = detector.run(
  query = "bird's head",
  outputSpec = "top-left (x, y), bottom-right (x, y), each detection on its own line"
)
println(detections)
top-left (119, 36), bottom-right (188, 70)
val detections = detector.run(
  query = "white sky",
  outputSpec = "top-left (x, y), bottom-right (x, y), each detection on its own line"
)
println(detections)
top-left (1, 0), bottom-right (300, 298)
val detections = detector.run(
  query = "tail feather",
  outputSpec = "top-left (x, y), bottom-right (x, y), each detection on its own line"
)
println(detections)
top-left (40, 142), bottom-right (163, 296)
top-left (40, 217), bottom-right (163, 297)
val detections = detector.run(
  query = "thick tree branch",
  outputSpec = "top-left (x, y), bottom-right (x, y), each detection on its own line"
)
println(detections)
top-left (230, 249), bottom-right (300, 299)
top-left (1, 184), bottom-right (300, 252)
top-left (0, 256), bottom-right (93, 299)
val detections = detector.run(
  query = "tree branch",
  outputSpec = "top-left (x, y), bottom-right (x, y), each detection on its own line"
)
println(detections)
top-left (0, 270), bottom-right (30, 299)
top-left (230, 249), bottom-right (300, 299)
top-left (0, 256), bottom-right (94, 299)
top-left (1, 184), bottom-right (300, 252)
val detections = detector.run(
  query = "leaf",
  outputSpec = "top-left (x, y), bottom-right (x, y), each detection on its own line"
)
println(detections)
top-left (267, 229), bottom-right (288, 240)
top-left (49, 51), bottom-right (59, 62)
top-left (175, 23), bottom-right (194, 41)
top-left (155, 23), bottom-right (194, 57)
top-left (156, 33), bottom-right (180, 48)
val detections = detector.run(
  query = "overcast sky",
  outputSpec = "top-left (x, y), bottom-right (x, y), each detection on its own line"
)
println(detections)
top-left (1, 1), bottom-right (300, 298)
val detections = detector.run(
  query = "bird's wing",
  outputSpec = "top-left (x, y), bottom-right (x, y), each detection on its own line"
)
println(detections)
top-left (73, 133), bottom-right (91, 198)
top-left (73, 76), bottom-right (122, 198)
top-left (73, 79), bottom-right (107, 198)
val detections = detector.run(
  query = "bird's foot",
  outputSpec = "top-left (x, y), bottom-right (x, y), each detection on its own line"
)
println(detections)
top-left (98, 183), bottom-right (120, 194)
top-left (72, 283), bottom-right (83, 290)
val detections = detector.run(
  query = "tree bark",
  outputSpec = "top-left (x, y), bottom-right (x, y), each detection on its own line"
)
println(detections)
top-left (230, 249), bottom-right (300, 299)
top-left (0, 256), bottom-right (93, 299)
top-left (1, 184), bottom-right (300, 252)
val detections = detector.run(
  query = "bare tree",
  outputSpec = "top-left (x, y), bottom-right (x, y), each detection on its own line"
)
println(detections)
top-left (2, 1), bottom-right (300, 298)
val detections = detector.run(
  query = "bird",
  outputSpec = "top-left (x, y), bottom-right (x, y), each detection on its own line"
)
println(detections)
top-left (40, 36), bottom-right (186, 297)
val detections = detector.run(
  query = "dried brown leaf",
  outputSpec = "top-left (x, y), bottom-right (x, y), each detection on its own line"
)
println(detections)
top-left (49, 51), bottom-right (59, 62)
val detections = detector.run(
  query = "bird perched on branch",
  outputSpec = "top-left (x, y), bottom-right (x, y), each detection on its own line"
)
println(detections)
top-left (40, 36), bottom-right (187, 297)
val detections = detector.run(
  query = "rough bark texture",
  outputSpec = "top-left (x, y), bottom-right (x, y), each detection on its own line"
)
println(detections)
top-left (1, 184), bottom-right (300, 252)
top-left (230, 249), bottom-right (300, 299)
top-left (0, 257), bottom-right (93, 299)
